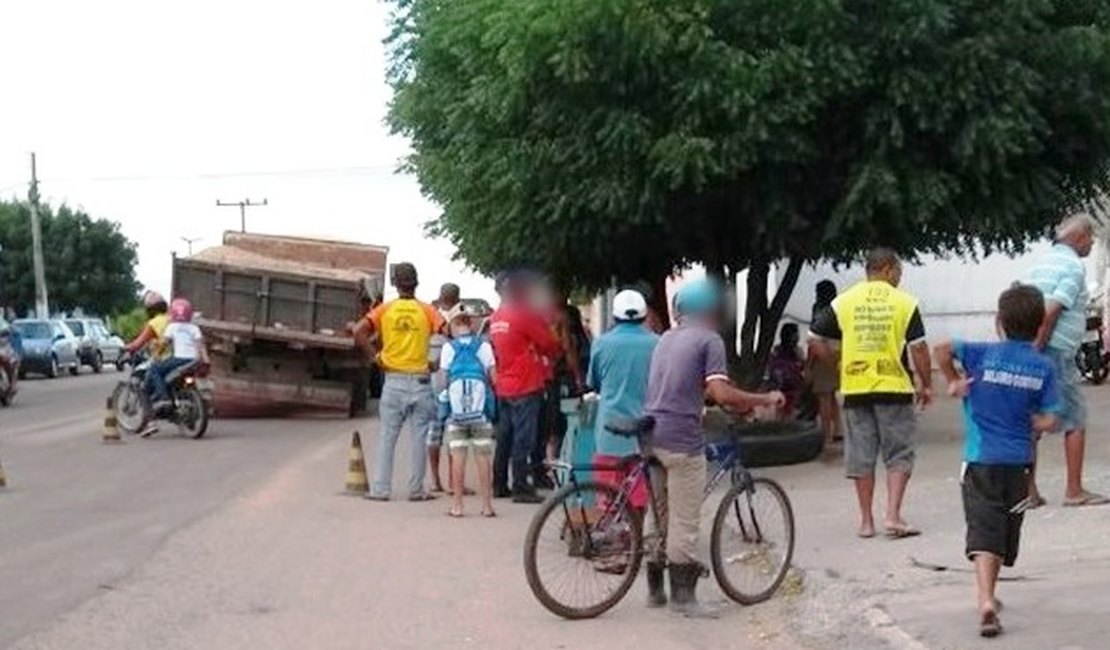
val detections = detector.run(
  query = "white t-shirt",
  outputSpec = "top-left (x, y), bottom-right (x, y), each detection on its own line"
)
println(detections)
top-left (164, 322), bottom-right (204, 360)
top-left (438, 335), bottom-right (495, 372)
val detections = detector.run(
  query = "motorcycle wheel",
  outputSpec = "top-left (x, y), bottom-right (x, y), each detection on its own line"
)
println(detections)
top-left (1076, 348), bottom-right (1109, 385)
top-left (175, 386), bottom-right (209, 439)
top-left (112, 382), bottom-right (149, 434)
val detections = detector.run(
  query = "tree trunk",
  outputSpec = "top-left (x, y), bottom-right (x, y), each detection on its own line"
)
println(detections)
top-left (735, 257), bottom-right (804, 388)
top-left (647, 272), bottom-right (671, 334)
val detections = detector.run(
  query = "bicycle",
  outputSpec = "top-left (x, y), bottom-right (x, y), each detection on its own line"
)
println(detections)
top-left (523, 416), bottom-right (796, 619)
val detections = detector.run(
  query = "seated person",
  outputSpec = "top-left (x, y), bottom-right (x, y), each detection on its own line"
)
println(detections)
top-left (150, 298), bottom-right (208, 411)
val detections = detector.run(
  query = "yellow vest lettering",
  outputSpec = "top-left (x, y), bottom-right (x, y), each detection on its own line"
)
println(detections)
top-left (833, 281), bottom-right (918, 395)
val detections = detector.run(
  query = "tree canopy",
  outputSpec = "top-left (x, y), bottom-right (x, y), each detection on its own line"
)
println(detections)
top-left (388, 0), bottom-right (1110, 378)
top-left (0, 200), bottom-right (140, 318)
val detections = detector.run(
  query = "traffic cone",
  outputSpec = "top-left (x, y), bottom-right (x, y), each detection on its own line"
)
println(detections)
top-left (103, 396), bottom-right (122, 444)
top-left (346, 431), bottom-right (369, 495)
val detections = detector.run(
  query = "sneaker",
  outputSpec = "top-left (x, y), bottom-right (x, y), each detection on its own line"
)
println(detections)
top-left (138, 423), bottom-right (160, 438)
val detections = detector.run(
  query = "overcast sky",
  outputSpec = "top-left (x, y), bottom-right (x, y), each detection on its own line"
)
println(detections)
top-left (0, 0), bottom-right (497, 305)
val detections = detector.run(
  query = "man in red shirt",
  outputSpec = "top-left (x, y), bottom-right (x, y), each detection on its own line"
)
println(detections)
top-left (488, 271), bottom-right (562, 503)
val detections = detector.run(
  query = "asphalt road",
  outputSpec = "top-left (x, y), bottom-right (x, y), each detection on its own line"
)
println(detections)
top-left (8, 370), bottom-right (1105, 649)
top-left (0, 372), bottom-right (345, 648)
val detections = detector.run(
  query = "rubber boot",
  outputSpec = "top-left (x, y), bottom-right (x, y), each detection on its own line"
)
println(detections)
top-left (646, 562), bottom-right (668, 607)
top-left (668, 563), bottom-right (719, 619)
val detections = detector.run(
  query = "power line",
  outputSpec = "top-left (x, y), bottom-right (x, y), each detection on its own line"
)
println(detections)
top-left (11, 164), bottom-right (397, 186)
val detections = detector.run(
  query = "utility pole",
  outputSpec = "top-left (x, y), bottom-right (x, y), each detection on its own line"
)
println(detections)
top-left (28, 153), bottom-right (50, 319)
top-left (180, 236), bottom-right (201, 256)
top-left (216, 198), bottom-right (267, 233)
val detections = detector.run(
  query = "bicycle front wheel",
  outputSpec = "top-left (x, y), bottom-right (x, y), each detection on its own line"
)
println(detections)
top-left (710, 477), bottom-right (795, 605)
top-left (523, 482), bottom-right (643, 619)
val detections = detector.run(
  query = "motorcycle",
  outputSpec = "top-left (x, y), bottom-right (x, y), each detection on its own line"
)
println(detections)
top-left (1076, 300), bottom-right (1109, 385)
top-left (112, 354), bottom-right (209, 438)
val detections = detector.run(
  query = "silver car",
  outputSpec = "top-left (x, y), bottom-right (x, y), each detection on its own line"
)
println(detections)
top-left (13, 319), bottom-right (81, 379)
top-left (65, 318), bottom-right (124, 373)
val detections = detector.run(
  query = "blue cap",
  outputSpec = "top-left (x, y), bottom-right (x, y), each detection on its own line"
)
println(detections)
top-left (674, 279), bottom-right (721, 316)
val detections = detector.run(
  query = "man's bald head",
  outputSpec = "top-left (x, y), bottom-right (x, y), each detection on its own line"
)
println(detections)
top-left (1056, 215), bottom-right (1096, 258)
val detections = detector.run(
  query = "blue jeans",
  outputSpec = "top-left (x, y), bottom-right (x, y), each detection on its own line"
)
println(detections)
top-left (148, 357), bottom-right (195, 402)
top-left (493, 392), bottom-right (543, 495)
top-left (372, 373), bottom-right (436, 498)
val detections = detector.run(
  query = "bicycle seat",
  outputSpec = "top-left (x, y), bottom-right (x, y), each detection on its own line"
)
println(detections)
top-left (605, 416), bottom-right (655, 438)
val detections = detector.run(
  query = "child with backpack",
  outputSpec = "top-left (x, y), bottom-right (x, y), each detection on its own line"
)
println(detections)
top-left (438, 304), bottom-right (498, 517)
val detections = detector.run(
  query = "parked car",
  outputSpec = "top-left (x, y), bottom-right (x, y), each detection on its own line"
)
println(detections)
top-left (0, 317), bottom-right (20, 405)
top-left (65, 317), bottom-right (123, 373)
top-left (12, 319), bottom-right (81, 379)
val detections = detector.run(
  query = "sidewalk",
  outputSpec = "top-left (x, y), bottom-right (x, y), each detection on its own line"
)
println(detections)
top-left (771, 386), bottom-right (1110, 650)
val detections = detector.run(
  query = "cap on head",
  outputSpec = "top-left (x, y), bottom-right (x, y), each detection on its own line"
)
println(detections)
top-left (391, 262), bottom-right (419, 292)
top-left (674, 279), bottom-right (720, 317)
top-left (444, 303), bottom-right (475, 328)
top-left (612, 289), bottom-right (648, 322)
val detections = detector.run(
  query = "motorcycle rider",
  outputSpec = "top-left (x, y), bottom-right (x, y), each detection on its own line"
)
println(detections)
top-left (124, 291), bottom-right (172, 362)
top-left (149, 298), bottom-right (207, 412)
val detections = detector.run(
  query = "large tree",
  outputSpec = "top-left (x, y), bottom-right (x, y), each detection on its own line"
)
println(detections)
top-left (388, 0), bottom-right (1110, 383)
top-left (0, 200), bottom-right (140, 318)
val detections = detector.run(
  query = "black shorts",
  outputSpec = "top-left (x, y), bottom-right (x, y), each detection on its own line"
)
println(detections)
top-left (962, 463), bottom-right (1029, 567)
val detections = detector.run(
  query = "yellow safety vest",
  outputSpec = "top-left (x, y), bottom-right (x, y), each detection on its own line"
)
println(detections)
top-left (833, 281), bottom-right (918, 396)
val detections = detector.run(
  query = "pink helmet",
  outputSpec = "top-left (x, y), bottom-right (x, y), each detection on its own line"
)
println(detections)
top-left (169, 298), bottom-right (194, 323)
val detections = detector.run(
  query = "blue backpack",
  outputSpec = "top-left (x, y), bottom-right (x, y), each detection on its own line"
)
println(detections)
top-left (443, 337), bottom-right (496, 424)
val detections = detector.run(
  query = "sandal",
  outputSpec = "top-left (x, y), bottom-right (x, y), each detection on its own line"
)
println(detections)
top-left (979, 609), bottom-right (1002, 638)
top-left (480, 509), bottom-right (497, 518)
top-left (1063, 491), bottom-right (1110, 507)
top-left (446, 509), bottom-right (464, 518)
top-left (884, 523), bottom-right (921, 539)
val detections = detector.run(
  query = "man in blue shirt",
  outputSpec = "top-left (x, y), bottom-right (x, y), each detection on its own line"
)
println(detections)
top-left (586, 289), bottom-right (659, 602)
top-left (935, 283), bottom-right (1060, 639)
top-left (1024, 215), bottom-right (1107, 507)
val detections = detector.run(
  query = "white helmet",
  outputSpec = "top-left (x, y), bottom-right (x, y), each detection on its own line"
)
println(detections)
top-left (612, 289), bottom-right (648, 322)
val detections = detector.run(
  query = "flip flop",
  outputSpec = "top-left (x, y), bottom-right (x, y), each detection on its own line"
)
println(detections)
top-left (1063, 491), bottom-right (1110, 507)
top-left (446, 509), bottom-right (464, 518)
top-left (884, 524), bottom-right (921, 539)
top-left (480, 509), bottom-right (497, 518)
top-left (979, 610), bottom-right (1002, 638)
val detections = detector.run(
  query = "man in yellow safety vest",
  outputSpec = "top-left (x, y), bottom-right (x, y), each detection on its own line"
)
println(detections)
top-left (810, 248), bottom-right (933, 540)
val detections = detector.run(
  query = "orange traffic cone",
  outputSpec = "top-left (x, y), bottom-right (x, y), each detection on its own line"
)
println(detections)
top-left (103, 396), bottom-right (122, 444)
top-left (346, 431), bottom-right (369, 495)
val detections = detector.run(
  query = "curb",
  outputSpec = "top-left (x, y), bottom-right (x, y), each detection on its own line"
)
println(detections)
top-left (864, 605), bottom-right (932, 650)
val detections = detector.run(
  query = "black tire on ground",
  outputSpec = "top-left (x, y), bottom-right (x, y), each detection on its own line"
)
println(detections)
top-left (523, 482), bottom-right (643, 620)
top-left (708, 420), bottom-right (824, 469)
top-left (92, 352), bottom-right (103, 374)
top-left (47, 356), bottom-right (59, 379)
top-left (710, 477), bottom-right (796, 605)
top-left (179, 387), bottom-right (209, 438)
top-left (69, 362), bottom-right (79, 376)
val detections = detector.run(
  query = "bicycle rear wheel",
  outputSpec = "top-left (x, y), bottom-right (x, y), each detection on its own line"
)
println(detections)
top-left (710, 477), bottom-right (795, 605)
top-left (523, 481), bottom-right (643, 619)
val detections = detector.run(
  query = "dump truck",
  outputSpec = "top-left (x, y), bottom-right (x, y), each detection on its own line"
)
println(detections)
top-left (172, 231), bottom-right (387, 417)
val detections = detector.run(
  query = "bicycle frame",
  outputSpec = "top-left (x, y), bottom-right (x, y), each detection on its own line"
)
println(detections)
top-left (545, 436), bottom-right (762, 562)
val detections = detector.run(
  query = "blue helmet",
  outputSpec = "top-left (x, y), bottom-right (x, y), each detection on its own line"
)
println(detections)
top-left (674, 279), bottom-right (721, 317)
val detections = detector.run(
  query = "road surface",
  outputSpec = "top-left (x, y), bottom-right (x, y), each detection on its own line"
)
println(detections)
top-left (3, 370), bottom-right (1109, 649)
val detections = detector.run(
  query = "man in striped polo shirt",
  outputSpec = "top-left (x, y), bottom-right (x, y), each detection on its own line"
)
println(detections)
top-left (1025, 215), bottom-right (1108, 507)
